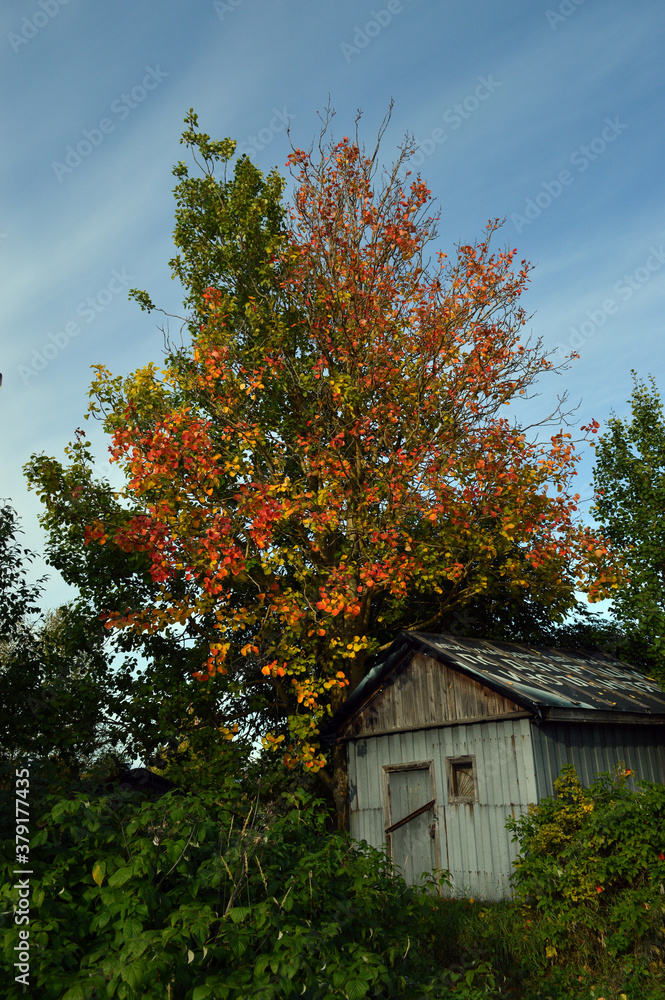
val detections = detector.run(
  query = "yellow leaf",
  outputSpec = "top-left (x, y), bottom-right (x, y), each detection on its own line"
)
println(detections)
top-left (92, 861), bottom-right (106, 887)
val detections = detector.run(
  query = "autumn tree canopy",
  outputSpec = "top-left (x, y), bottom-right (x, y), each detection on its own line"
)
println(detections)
top-left (27, 112), bottom-right (616, 797)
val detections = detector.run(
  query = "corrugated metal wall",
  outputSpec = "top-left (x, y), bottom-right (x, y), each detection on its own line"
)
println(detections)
top-left (348, 717), bottom-right (538, 900)
top-left (531, 722), bottom-right (665, 798)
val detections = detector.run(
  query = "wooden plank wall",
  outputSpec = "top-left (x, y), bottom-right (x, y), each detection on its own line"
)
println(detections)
top-left (346, 653), bottom-right (523, 738)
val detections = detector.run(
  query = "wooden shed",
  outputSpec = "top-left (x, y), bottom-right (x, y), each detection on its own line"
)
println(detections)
top-left (321, 632), bottom-right (665, 900)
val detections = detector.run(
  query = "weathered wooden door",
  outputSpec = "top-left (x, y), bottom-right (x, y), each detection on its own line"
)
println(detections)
top-left (384, 762), bottom-right (438, 886)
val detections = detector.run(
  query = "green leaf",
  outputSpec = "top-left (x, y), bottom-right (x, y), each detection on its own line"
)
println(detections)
top-left (91, 909), bottom-right (112, 932)
top-left (254, 955), bottom-right (271, 977)
top-left (192, 988), bottom-right (212, 1000)
top-left (123, 918), bottom-right (142, 940)
top-left (121, 959), bottom-right (146, 990)
top-left (51, 800), bottom-right (70, 822)
top-left (346, 980), bottom-right (369, 1000)
top-left (62, 986), bottom-right (86, 1000)
top-left (108, 866), bottom-right (133, 888)
top-left (226, 906), bottom-right (251, 923)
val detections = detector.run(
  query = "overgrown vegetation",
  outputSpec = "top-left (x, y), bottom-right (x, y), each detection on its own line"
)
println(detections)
top-left (2, 762), bottom-right (664, 999)
top-left (1, 777), bottom-right (445, 1000)
top-left (508, 764), bottom-right (665, 959)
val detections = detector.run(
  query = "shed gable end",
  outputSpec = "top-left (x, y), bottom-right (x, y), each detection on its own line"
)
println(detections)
top-left (344, 652), bottom-right (526, 738)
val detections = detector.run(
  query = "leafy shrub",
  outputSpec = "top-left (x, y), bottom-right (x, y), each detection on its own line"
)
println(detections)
top-left (399, 890), bottom-right (665, 1000)
top-left (507, 764), bottom-right (665, 961)
top-left (8, 764), bottom-right (664, 999)
top-left (1, 781), bottom-right (445, 999)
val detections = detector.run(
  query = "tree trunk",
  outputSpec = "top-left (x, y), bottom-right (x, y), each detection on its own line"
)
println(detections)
top-left (331, 739), bottom-right (349, 831)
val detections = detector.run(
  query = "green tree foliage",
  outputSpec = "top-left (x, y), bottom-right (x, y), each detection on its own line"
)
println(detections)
top-left (507, 764), bottom-right (665, 962)
top-left (0, 498), bottom-right (43, 632)
top-left (26, 430), bottom-right (275, 776)
top-left (0, 500), bottom-right (128, 785)
top-left (592, 375), bottom-right (665, 679)
top-left (447, 591), bottom-right (632, 654)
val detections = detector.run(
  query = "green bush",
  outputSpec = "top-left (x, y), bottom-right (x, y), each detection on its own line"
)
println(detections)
top-left (506, 764), bottom-right (665, 961)
top-left (1, 781), bottom-right (447, 999)
top-left (6, 764), bottom-right (665, 999)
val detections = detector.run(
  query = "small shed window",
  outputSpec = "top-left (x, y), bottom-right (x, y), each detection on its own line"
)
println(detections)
top-left (447, 755), bottom-right (477, 803)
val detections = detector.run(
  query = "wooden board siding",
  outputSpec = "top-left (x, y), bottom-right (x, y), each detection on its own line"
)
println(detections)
top-left (345, 653), bottom-right (525, 738)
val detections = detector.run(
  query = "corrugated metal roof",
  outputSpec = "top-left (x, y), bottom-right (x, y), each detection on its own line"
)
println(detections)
top-left (415, 633), bottom-right (665, 713)
top-left (321, 631), bottom-right (665, 742)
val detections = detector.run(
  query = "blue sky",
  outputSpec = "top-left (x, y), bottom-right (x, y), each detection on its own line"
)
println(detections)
top-left (2, 0), bottom-right (664, 611)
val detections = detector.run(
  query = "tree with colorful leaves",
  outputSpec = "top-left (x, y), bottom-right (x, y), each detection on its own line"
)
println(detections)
top-left (27, 112), bottom-right (617, 821)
